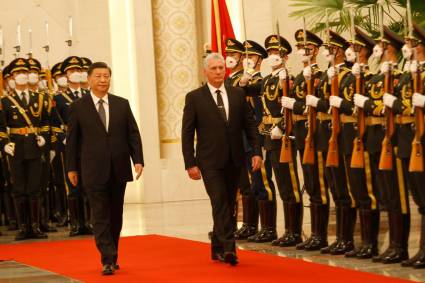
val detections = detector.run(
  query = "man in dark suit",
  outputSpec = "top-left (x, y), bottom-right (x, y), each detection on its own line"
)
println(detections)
top-left (66, 62), bottom-right (144, 275)
top-left (182, 53), bottom-right (262, 266)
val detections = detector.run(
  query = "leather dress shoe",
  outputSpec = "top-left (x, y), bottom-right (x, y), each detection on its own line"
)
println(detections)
top-left (212, 253), bottom-right (225, 262)
top-left (113, 263), bottom-right (120, 270)
top-left (224, 252), bottom-right (238, 266)
top-left (102, 264), bottom-right (114, 275)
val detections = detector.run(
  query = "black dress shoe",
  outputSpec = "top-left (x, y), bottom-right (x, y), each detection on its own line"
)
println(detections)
top-left (113, 263), bottom-right (120, 270)
top-left (224, 252), bottom-right (238, 266)
top-left (212, 253), bottom-right (225, 262)
top-left (102, 264), bottom-right (114, 275)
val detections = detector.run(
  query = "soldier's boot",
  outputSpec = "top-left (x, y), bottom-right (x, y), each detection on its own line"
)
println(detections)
top-left (235, 195), bottom-right (258, 240)
top-left (346, 207), bottom-right (365, 258)
top-left (248, 200), bottom-right (277, 243)
top-left (40, 195), bottom-right (57, 233)
top-left (381, 212), bottom-right (409, 264)
top-left (373, 211), bottom-right (395, 262)
top-left (305, 203), bottom-right (329, 251)
top-left (54, 185), bottom-right (68, 227)
top-left (68, 197), bottom-right (83, 236)
top-left (14, 198), bottom-right (29, 241)
top-left (29, 199), bottom-right (48, 239)
top-left (278, 202), bottom-right (303, 247)
top-left (321, 205), bottom-right (342, 254)
top-left (5, 192), bottom-right (18, 231)
top-left (272, 201), bottom-right (290, 246)
top-left (296, 204), bottom-right (316, 250)
top-left (412, 215), bottom-right (425, 269)
top-left (357, 209), bottom-right (379, 259)
top-left (82, 198), bottom-right (93, 235)
top-left (331, 207), bottom-right (356, 255)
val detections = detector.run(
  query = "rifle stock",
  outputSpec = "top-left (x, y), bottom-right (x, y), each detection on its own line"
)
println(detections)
top-left (378, 69), bottom-right (394, 170)
top-left (303, 78), bottom-right (316, 165)
top-left (409, 67), bottom-right (424, 172)
top-left (280, 74), bottom-right (293, 163)
top-left (351, 73), bottom-right (366, 168)
top-left (326, 74), bottom-right (340, 167)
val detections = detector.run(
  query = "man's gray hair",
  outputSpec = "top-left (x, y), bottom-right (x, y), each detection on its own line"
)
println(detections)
top-left (203, 52), bottom-right (225, 69)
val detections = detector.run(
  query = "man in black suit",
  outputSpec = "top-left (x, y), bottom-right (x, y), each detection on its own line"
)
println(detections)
top-left (182, 53), bottom-right (262, 266)
top-left (66, 62), bottom-right (144, 275)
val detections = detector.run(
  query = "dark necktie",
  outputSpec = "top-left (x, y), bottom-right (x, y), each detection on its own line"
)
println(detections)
top-left (21, 92), bottom-right (28, 107)
top-left (98, 99), bottom-right (107, 129)
top-left (216, 90), bottom-right (227, 122)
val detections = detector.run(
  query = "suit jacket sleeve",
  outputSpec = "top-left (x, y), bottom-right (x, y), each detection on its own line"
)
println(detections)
top-left (126, 100), bottom-right (144, 166)
top-left (181, 92), bottom-right (197, 169)
top-left (240, 89), bottom-right (262, 157)
top-left (65, 102), bottom-right (79, 172)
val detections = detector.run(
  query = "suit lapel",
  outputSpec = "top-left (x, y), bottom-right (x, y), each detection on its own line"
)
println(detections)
top-left (225, 85), bottom-right (234, 125)
top-left (108, 94), bottom-right (114, 133)
top-left (202, 84), bottom-right (230, 126)
top-left (85, 94), bottom-right (107, 134)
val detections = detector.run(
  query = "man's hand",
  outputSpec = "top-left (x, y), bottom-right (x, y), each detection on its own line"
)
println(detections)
top-left (187, 166), bottom-right (201, 180)
top-left (135, 163), bottom-right (143, 180)
top-left (251, 155), bottom-right (263, 171)
top-left (68, 171), bottom-right (78, 186)
top-left (4, 142), bottom-right (15, 156)
top-left (36, 135), bottom-right (46, 147)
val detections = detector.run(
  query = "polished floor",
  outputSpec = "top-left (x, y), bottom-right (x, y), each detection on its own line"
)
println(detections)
top-left (1, 197), bottom-right (425, 282)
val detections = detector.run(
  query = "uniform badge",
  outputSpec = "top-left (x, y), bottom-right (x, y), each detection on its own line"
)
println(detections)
top-left (270, 85), bottom-right (276, 90)
top-left (13, 115), bottom-right (18, 120)
top-left (34, 103), bottom-right (38, 108)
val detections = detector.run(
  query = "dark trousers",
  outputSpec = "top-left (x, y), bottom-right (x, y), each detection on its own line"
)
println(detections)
top-left (201, 162), bottom-right (240, 254)
top-left (86, 176), bottom-right (126, 265)
top-left (10, 157), bottom-right (42, 200)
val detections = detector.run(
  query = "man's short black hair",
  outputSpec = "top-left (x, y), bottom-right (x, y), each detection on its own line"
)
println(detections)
top-left (88, 62), bottom-right (112, 76)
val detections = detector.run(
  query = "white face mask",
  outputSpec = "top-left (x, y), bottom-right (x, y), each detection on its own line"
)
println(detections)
top-left (8, 79), bottom-right (16, 90)
top-left (14, 73), bottom-right (29, 85)
top-left (57, 76), bottom-right (68, 87)
top-left (68, 71), bottom-right (82, 83)
top-left (28, 73), bottom-right (39, 85)
top-left (372, 45), bottom-right (383, 59)
top-left (242, 58), bottom-right (256, 70)
top-left (402, 44), bottom-right (413, 60)
top-left (268, 54), bottom-right (283, 67)
top-left (38, 80), bottom-right (47, 89)
top-left (322, 48), bottom-right (334, 62)
top-left (345, 47), bottom-right (356, 63)
top-left (80, 71), bottom-right (88, 83)
top-left (225, 56), bottom-right (238, 69)
top-left (297, 49), bottom-right (311, 63)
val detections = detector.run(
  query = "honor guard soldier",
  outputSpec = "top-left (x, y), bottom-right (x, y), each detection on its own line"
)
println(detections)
top-left (54, 56), bottom-right (92, 236)
top-left (236, 40), bottom-right (277, 241)
top-left (80, 57), bottom-right (92, 90)
top-left (52, 62), bottom-right (69, 92)
top-left (332, 27), bottom-right (378, 259)
top-left (354, 27), bottom-right (408, 263)
top-left (306, 30), bottom-right (357, 255)
top-left (281, 29), bottom-right (328, 251)
top-left (0, 58), bottom-right (50, 240)
top-left (409, 23), bottom-right (425, 269)
top-left (224, 38), bottom-right (245, 87)
top-left (3, 64), bottom-right (16, 95)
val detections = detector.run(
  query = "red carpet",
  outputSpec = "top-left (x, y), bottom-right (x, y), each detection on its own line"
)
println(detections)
top-left (0, 235), bottom-right (415, 283)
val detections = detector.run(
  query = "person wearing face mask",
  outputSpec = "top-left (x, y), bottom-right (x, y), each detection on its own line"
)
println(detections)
top-left (0, 58), bottom-right (50, 240)
top-left (333, 27), bottom-right (378, 260)
top-left (306, 31), bottom-right (356, 256)
top-left (26, 57), bottom-right (58, 234)
top-left (58, 56), bottom-right (92, 236)
top-left (4, 65), bottom-right (16, 96)
top-left (408, 23), bottom-right (425, 269)
top-left (80, 57), bottom-right (92, 90)
top-left (282, 29), bottom-right (327, 251)
top-left (224, 38), bottom-right (245, 87)
top-left (354, 27), bottom-right (409, 264)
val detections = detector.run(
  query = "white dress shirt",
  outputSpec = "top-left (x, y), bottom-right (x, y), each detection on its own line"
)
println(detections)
top-left (207, 82), bottom-right (229, 120)
top-left (91, 92), bottom-right (109, 131)
top-left (15, 89), bottom-right (29, 105)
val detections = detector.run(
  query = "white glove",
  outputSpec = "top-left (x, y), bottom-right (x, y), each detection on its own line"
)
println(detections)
top-left (351, 63), bottom-right (361, 76)
top-left (410, 60), bottom-right (419, 74)
top-left (303, 66), bottom-right (312, 79)
top-left (403, 61), bottom-right (411, 73)
top-left (383, 93), bottom-right (397, 108)
top-left (327, 67), bottom-right (336, 81)
top-left (281, 97), bottom-right (296, 110)
top-left (306, 94), bottom-right (319, 108)
top-left (36, 135), bottom-right (46, 147)
top-left (279, 69), bottom-right (287, 81)
top-left (50, 150), bottom-right (56, 162)
top-left (4, 142), bottom-right (15, 156)
top-left (270, 126), bottom-right (283, 140)
top-left (354, 93), bottom-right (369, 109)
top-left (329, 96), bottom-right (343, 108)
top-left (412, 92), bottom-right (425, 108)
top-left (63, 138), bottom-right (66, 145)
top-left (239, 72), bottom-right (253, 87)
top-left (380, 61), bottom-right (391, 74)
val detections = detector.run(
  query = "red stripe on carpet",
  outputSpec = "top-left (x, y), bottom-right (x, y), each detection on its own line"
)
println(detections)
top-left (0, 235), bottom-right (415, 283)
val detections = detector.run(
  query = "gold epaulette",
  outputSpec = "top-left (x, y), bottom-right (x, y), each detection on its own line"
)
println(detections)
top-left (0, 132), bottom-right (8, 139)
top-left (39, 126), bottom-right (50, 132)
